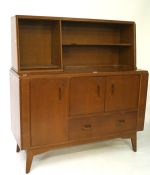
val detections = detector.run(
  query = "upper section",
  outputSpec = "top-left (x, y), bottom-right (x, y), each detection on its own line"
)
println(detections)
top-left (11, 15), bottom-right (136, 73)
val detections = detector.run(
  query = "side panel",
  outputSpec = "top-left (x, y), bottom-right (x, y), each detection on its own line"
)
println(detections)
top-left (10, 71), bottom-right (21, 147)
top-left (137, 72), bottom-right (149, 130)
top-left (20, 77), bottom-right (30, 148)
top-left (10, 71), bottom-right (30, 149)
top-left (11, 16), bottom-right (19, 71)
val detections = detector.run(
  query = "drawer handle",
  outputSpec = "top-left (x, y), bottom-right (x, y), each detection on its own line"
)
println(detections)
top-left (118, 119), bottom-right (125, 124)
top-left (82, 124), bottom-right (92, 130)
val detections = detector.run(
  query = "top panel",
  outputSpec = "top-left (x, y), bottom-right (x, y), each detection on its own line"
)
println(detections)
top-left (15, 15), bottom-right (135, 24)
top-left (11, 15), bottom-right (136, 73)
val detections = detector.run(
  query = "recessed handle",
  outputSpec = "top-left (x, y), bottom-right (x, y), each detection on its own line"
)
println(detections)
top-left (111, 84), bottom-right (114, 95)
top-left (97, 85), bottom-right (100, 97)
top-left (82, 124), bottom-right (92, 130)
top-left (58, 87), bottom-right (62, 100)
top-left (118, 119), bottom-right (125, 125)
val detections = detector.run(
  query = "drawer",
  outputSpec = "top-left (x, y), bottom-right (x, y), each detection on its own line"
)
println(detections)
top-left (69, 112), bottom-right (137, 140)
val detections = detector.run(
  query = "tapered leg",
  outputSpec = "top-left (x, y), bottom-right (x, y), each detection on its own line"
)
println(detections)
top-left (26, 150), bottom-right (34, 174)
top-left (16, 144), bottom-right (20, 152)
top-left (131, 132), bottom-right (137, 152)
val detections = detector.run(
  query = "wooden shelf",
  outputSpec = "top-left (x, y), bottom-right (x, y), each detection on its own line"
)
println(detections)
top-left (21, 64), bottom-right (60, 70)
top-left (62, 43), bottom-right (132, 46)
top-left (64, 64), bottom-right (133, 72)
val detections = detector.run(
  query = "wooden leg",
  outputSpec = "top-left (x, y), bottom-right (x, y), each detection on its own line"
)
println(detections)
top-left (131, 132), bottom-right (137, 152)
top-left (16, 144), bottom-right (20, 152)
top-left (26, 150), bottom-right (34, 174)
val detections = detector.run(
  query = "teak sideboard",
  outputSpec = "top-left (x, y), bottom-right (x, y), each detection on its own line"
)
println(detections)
top-left (10, 15), bottom-right (148, 173)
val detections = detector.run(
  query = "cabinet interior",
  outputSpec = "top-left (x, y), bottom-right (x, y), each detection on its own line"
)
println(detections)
top-left (17, 17), bottom-right (135, 72)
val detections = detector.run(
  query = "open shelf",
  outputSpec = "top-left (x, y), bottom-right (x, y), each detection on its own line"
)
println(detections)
top-left (62, 45), bottom-right (134, 69)
top-left (62, 21), bottom-right (134, 45)
top-left (18, 18), bottom-right (62, 70)
top-left (12, 16), bottom-right (136, 72)
top-left (61, 20), bottom-right (135, 72)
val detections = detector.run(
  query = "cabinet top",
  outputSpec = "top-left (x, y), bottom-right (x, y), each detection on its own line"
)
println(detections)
top-left (13, 15), bottom-right (135, 25)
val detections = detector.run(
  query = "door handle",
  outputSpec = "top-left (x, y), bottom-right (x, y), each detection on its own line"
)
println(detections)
top-left (111, 84), bottom-right (114, 95)
top-left (97, 85), bottom-right (100, 97)
top-left (58, 87), bottom-right (62, 100)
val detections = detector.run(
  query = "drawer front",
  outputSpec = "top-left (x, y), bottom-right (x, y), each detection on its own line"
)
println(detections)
top-left (69, 112), bottom-right (137, 140)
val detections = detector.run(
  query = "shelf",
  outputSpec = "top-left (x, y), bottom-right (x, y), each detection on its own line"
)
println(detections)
top-left (21, 64), bottom-right (60, 70)
top-left (18, 19), bottom-right (62, 71)
top-left (64, 65), bottom-right (133, 73)
top-left (62, 43), bottom-right (132, 46)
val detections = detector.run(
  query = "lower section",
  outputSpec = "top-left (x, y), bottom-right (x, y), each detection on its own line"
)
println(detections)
top-left (10, 70), bottom-right (148, 173)
top-left (17, 131), bottom-right (137, 173)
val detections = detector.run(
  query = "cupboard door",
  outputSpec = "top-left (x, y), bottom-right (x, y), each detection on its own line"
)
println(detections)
top-left (30, 78), bottom-right (68, 147)
top-left (70, 77), bottom-right (105, 115)
top-left (105, 75), bottom-right (140, 112)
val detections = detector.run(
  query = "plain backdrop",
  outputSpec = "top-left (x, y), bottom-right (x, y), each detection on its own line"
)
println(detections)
top-left (0, 0), bottom-right (150, 174)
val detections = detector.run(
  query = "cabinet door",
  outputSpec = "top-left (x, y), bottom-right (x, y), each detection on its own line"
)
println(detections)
top-left (105, 75), bottom-right (140, 112)
top-left (30, 78), bottom-right (68, 147)
top-left (70, 77), bottom-right (105, 115)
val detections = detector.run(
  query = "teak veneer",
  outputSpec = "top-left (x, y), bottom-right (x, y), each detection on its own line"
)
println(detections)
top-left (10, 15), bottom-right (148, 173)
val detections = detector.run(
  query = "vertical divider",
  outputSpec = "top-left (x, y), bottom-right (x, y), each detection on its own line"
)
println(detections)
top-left (51, 20), bottom-right (63, 70)
top-left (59, 20), bottom-right (64, 69)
